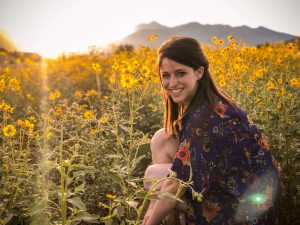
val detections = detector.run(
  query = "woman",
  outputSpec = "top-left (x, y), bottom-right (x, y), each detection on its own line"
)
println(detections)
top-left (142, 36), bottom-right (279, 225)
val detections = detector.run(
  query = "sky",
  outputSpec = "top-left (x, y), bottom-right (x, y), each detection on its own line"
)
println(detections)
top-left (0, 0), bottom-right (299, 57)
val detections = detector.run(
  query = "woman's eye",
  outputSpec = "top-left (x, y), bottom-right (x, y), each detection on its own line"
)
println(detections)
top-left (176, 71), bottom-right (186, 77)
top-left (161, 73), bottom-right (170, 79)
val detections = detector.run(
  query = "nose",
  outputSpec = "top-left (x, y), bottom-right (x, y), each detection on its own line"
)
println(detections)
top-left (169, 74), bottom-right (178, 88)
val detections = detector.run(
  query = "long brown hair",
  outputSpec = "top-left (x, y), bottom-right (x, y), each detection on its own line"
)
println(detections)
top-left (157, 36), bottom-right (238, 137)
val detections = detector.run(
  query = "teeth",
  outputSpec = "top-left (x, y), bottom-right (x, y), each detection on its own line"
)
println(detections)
top-left (170, 89), bottom-right (183, 94)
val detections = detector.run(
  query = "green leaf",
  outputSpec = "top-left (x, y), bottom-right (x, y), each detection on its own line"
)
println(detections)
top-left (76, 211), bottom-right (99, 223)
top-left (98, 201), bottom-right (110, 209)
top-left (106, 154), bottom-right (123, 159)
top-left (42, 160), bottom-right (55, 167)
top-left (16, 196), bottom-right (33, 206)
top-left (132, 155), bottom-right (145, 167)
top-left (29, 216), bottom-right (51, 225)
top-left (41, 152), bottom-right (54, 162)
top-left (119, 124), bottom-right (130, 133)
top-left (72, 171), bottom-right (86, 177)
top-left (125, 178), bottom-right (137, 187)
top-left (100, 214), bottom-right (113, 221)
top-left (125, 200), bottom-right (138, 209)
top-left (75, 182), bottom-right (86, 193)
top-left (107, 171), bottom-right (122, 183)
top-left (67, 197), bottom-right (87, 211)
top-left (61, 161), bottom-right (72, 167)
top-left (148, 195), bottom-right (160, 201)
top-left (157, 192), bottom-right (184, 203)
top-left (25, 199), bottom-right (48, 217)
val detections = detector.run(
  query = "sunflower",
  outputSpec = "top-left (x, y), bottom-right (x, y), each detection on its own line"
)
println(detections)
top-left (92, 63), bottom-right (102, 72)
top-left (266, 81), bottom-right (275, 90)
top-left (218, 80), bottom-right (226, 87)
top-left (211, 36), bottom-right (218, 43)
top-left (147, 34), bottom-right (158, 41)
top-left (106, 194), bottom-right (117, 199)
top-left (86, 89), bottom-right (98, 97)
top-left (290, 78), bottom-right (300, 87)
top-left (49, 90), bottom-right (61, 101)
top-left (74, 91), bottom-right (82, 98)
top-left (0, 79), bottom-right (5, 92)
top-left (84, 110), bottom-right (94, 121)
top-left (227, 35), bottom-right (234, 42)
top-left (3, 124), bottom-right (16, 137)
top-left (218, 39), bottom-right (225, 45)
top-left (120, 73), bottom-right (136, 89)
top-left (8, 78), bottom-right (20, 91)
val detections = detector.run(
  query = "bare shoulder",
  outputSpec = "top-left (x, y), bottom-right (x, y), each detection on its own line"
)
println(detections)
top-left (151, 128), bottom-right (178, 147)
top-left (151, 128), bottom-right (167, 146)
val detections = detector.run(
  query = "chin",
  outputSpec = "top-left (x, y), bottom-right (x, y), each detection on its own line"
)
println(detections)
top-left (171, 98), bottom-right (184, 104)
top-left (169, 93), bottom-right (187, 104)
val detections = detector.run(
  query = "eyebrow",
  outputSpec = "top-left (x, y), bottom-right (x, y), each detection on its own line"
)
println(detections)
top-left (160, 69), bottom-right (186, 74)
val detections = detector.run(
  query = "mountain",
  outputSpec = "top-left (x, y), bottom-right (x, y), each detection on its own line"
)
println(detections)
top-left (118, 21), bottom-right (297, 47)
top-left (135, 21), bottom-right (169, 31)
top-left (0, 29), bottom-right (18, 51)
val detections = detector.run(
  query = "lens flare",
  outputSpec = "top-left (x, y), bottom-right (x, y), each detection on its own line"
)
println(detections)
top-left (234, 171), bottom-right (279, 223)
top-left (250, 193), bottom-right (265, 204)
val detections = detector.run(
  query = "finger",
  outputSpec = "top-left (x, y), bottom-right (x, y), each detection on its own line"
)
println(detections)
top-left (142, 217), bottom-right (148, 225)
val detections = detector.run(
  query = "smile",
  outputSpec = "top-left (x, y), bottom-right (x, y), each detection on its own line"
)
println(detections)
top-left (169, 88), bottom-right (184, 94)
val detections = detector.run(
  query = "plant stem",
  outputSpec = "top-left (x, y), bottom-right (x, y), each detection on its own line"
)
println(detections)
top-left (60, 124), bottom-right (67, 225)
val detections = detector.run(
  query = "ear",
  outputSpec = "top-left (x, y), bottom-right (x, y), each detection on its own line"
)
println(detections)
top-left (195, 66), bottom-right (204, 80)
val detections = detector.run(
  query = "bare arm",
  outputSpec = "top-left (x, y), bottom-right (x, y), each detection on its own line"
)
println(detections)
top-left (150, 128), bottom-right (178, 164)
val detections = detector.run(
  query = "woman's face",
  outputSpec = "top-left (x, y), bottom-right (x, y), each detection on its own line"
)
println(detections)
top-left (160, 58), bottom-right (204, 107)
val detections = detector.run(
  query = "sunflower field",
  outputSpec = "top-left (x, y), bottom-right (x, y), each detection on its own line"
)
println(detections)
top-left (0, 36), bottom-right (299, 225)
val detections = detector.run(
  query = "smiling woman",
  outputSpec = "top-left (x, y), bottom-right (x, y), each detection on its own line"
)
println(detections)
top-left (143, 36), bottom-right (280, 225)
top-left (160, 58), bottom-right (204, 108)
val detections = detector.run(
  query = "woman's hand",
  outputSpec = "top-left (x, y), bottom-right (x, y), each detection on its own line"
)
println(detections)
top-left (142, 178), bottom-right (184, 225)
top-left (142, 201), bottom-right (155, 225)
top-left (142, 210), bottom-right (151, 225)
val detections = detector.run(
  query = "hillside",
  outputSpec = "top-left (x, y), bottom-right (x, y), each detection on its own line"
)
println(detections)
top-left (0, 29), bottom-right (18, 51)
top-left (118, 21), bottom-right (297, 47)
